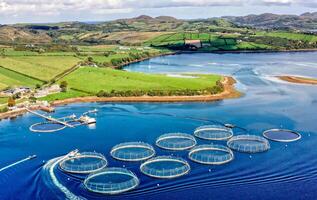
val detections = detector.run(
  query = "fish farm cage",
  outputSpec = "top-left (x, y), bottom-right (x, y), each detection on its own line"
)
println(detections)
top-left (110, 142), bottom-right (155, 162)
top-left (227, 135), bottom-right (270, 153)
top-left (156, 133), bottom-right (197, 151)
top-left (263, 129), bottom-right (301, 142)
top-left (30, 122), bottom-right (66, 133)
top-left (59, 152), bottom-right (108, 174)
top-left (84, 167), bottom-right (139, 195)
top-left (194, 125), bottom-right (233, 140)
top-left (188, 144), bottom-right (234, 165)
top-left (140, 156), bottom-right (191, 179)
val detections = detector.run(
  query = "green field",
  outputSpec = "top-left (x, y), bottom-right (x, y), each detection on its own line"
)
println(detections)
top-left (0, 97), bottom-right (8, 104)
top-left (0, 56), bottom-right (81, 81)
top-left (256, 31), bottom-right (317, 43)
top-left (41, 67), bottom-right (221, 101)
top-left (146, 32), bottom-right (243, 50)
top-left (235, 42), bottom-right (274, 50)
top-left (146, 33), bottom-right (220, 46)
top-left (40, 89), bottom-right (89, 102)
top-left (0, 67), bottom-right (42, 90)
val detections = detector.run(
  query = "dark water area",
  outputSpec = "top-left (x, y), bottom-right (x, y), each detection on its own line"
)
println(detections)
top-left (1, 52), bottom-right (317, 199)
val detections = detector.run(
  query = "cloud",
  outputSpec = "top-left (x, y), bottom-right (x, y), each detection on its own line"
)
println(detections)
top-left (0, 0), bottom-right (315, 23)
top-left (0, 0), bottom-right (315, 15)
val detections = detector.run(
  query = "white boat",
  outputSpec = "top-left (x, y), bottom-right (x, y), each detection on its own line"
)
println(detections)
top-left (79, 115), bottom-right (96, 124)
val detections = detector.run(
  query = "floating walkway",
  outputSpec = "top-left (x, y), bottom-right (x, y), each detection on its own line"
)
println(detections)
top-left (26, 108), bottom-right (74, 128)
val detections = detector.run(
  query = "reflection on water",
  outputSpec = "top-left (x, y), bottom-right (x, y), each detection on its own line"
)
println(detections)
top-left (0, 52), bottom-right (317, 199)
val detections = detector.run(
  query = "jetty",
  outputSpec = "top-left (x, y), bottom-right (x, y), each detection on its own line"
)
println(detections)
top-left (26, 108), bottom-right (74, 128)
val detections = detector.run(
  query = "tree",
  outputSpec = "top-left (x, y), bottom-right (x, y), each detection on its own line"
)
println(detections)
top-left (29, 96), bottom-right (37, 103)
top-left (60, 81), bottom-right (68, 92)
top-left (0, 48), bottom-right (5, 58)
top-left (87, 57), bottom-right (94, 62)
top-left (35, 83), bottom-right (41, 89)
top-left (8, 97), bottom-right (16, 107)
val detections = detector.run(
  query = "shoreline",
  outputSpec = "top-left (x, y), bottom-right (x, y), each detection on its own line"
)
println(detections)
top-left (51, 77), bottom-right (240, 106)
top-left (114, 48), bottom-right (317, 70)
top-left (0, 77), bottom-right (240, 120)
top-left (278, 76), bottom-right (317, 85)
top-left (178, 48), bottom-right (317, 54)
top-left (114, 51), bottom-right (177, 69)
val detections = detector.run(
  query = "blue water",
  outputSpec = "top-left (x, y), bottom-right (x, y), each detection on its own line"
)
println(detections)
top-left (1, 52), bottom-right (317, 200)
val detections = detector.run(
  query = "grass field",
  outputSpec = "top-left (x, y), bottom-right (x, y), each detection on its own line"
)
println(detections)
top-left (0, 67), bottom-right (42, 90)
top-left (256, 31), bottom-right (317, 43)
top-left (0, 56), bottom-right (81, 81)
top-left (236, 42), bottom-right (274, 50)
top-left (145, 32), bottom-right (240, 45)
top-left (41, 67), bottom-right (221, 101)
top-left (0, 46), bottom-right (171, 91)
top-left (146, 32), bottom-right (242, 50)
top-left (39, 89), bottom-right (89, 102)
top-left (0, 97), bottom-right (8, 104)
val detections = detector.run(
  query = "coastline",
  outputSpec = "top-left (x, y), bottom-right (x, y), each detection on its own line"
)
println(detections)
top-left (0, 77), bottom-right (240, 120)
top-left (51, 77), bottom-right (240, 106)
top-left (179, 48), bottom-right (317, 54)
top-left (113, 48), bottom-right (317, 71)
top-left (114, 51), bottom-right (177, 69)
top-left (278, 76), bottom-right (317, 85)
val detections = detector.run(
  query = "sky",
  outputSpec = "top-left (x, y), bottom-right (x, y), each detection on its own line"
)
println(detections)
top-left (0, 0), bottom-right (316, 24)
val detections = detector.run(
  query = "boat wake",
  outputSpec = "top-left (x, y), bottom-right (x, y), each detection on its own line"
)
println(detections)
top-left (41, 156), bottom-right (85, 200)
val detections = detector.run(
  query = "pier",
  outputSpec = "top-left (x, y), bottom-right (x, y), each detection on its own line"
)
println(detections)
top-left (26, 108), bottom-right (74, 128)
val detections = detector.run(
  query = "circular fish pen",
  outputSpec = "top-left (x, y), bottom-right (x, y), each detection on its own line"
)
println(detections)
top-left (156, 133), bottom-right (197, 151)
top-left (188, 144), bottom-right (234, 165)
top-left (59, 152), bottom-right (108, 174)
top-left (110, 142), bottom-right (155, 162)
top-left (263, 129), bottom-right (301, 142)
top-left (30, 122), bottom-right (66, 133)
top-left (84, 167), bottom-right (139, 195)
top-left (227, 135), bottom-right (270, 153)
top-left (140, 156), bottom-right (190, 179)
top-left (194, 125), bottom-right (233, 141)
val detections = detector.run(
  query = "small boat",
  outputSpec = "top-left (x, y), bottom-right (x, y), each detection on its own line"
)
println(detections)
top-left (67, 149), bottom-right (79, 158)
top-left (225, 123), bottom-right (235, 128)
top-left (28, 155), bottom-right (37, 159)
top-left (79, 115), bottom-right (96, 124)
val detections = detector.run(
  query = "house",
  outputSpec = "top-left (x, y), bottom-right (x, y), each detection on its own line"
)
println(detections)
top-left (185, 40), bottom-right (202, 49)
top-left (119, 46), bottom-right (131, 50)
top-left (1, 87), bottom-right (32, 96)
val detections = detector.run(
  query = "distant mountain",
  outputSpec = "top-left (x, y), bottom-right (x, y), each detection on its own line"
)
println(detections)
top-left (133, 15), bottom-right (154, 21)
top-left (224, 12), bottom-right (317, 30)
top-left (155, 16), bottom-right (178, 22)
top-left (0, 13), bottom-right (316, 45)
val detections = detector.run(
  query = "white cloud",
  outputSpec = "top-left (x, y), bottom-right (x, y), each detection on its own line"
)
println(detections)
top-left (0, 0), bottom-right (315, 15)
top-left (0, 0), bottom-right (315, 23)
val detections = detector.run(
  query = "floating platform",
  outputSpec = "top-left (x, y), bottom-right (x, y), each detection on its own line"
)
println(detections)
top-left (84, 167), bottom-right (139, 195)
top-left (110, 142), bottom-right (155, 162)
top-left (156, 133), bottom-right (197, 151)
top-left (28, 109), bottom-right (97, 133)
top-left (188, 144), bottom-right (234, 165)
